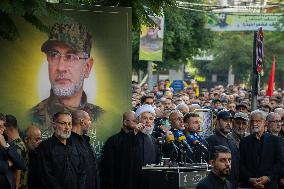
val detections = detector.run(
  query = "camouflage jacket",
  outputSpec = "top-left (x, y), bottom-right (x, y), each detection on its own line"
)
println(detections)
top-left (28, 91), bottom-right (104, 139)
top-left (10, 138), bottom-right (29, 189)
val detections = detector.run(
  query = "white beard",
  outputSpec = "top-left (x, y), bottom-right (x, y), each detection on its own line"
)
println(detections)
top-left (141, 126), bottom-right (154, 135)
top-left (55, 129), bottom-right (71, 139)
top-left (251, 125), bottom-right (259, 133)
top-left (51, 67), bottom-right (86, 97)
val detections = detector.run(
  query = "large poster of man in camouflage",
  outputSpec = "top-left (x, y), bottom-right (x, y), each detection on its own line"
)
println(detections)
top-left (0, 5), bottom-right (132, 152)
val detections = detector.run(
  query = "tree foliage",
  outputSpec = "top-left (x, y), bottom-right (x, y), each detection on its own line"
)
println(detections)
top-left (132, 1), bottom-right (214, 73)
top-left (193, 24), bottom-right (284, 88)
top-left (0, 0), bottom-right (175, 41)
top-left (207, 32), bottom-right (253, 84)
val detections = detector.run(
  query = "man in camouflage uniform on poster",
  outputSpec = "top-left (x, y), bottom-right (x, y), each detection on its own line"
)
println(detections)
top-left (28, 22), bottom-right (104, 139)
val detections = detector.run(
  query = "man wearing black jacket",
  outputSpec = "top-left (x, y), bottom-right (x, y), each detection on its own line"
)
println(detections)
top-left (240, 110), bottom-right (283, 189)
top-left (206, 110), bottom-right (239, 189)
top-left (71, 110), bottom-right (99, 189)
top-left (100, 111), bottom-right (141, 189)
top-left (101, 105), bottom-right (160, 189)
top-left (37, 111), bottom-right (85, 189)
top-left (0, 113), bottom-right (25, 189)
top-left (196, 145), bottom-right (232, 189)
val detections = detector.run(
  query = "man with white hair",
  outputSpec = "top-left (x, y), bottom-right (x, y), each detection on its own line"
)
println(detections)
top-left (240, 110), bottom-right (282, 189)
top-left (266, 112), bottom-right (282, 137)
top-left (176, 103), bottom-right (189, 115)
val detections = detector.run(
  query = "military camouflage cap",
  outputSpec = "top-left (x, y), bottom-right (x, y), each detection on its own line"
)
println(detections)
top-left (41, 22), bottom-right (92, 54)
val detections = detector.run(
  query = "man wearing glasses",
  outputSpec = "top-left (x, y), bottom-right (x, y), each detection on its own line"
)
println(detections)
top-left (37, 111), bottom-right (86, 189)
top-left (29, 22), bottom-right (104, 139)
top-left (267, 112), bottom-right (282, 137)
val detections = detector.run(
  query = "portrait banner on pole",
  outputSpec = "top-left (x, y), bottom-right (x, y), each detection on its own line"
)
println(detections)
top-left (139, 16), bottom-right (164, 61)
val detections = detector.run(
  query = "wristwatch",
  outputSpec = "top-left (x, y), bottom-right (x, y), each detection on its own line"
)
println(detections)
top-left (3, 143), bottom-right (10, 150)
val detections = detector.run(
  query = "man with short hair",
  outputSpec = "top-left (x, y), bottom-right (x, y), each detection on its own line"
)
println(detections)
top-left (163, 98), bottom-right (173, 111)
top-left (4, 115), bottom-right (28, 189)
top-left (29, 22), bottom-right (104, 139)
top-left (228, 112), bottom-right (249, 148)
top-left (235, 103), bottom-right (248, 114)
top-left (140, 95), bottom-right (155, 106)
top-left (37, 111), bottom-right (86, 189)
top-left (206, 110), bottom-right (239, 189)
top-left (239, 110), bottom-right (282, 189)
top-left (212, 99), bottom-right (222, 110)
top-left (266, 112), bottom-right (282, 136)
top-left (24, 126), bottom-right (42, 189)
top-left (183, 112), bottom-right (208, 163)
top-left (196, 145), bottom-right (232, 189)
top-left (0, 113), bottom-right (25, 189)
top-left (176, 104), bottom-right (189, 115)
top-left (71, 110), bottom-right (99, 189)
top-left (274, 108), bottom-right (284, 118)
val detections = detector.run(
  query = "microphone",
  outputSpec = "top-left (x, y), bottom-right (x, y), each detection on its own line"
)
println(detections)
top-left (165, 131), bottom-right (179, 161)
top-left (157, 137), bottom-right (164, 145)
top-left (178, 136), bottom-right (193, 153)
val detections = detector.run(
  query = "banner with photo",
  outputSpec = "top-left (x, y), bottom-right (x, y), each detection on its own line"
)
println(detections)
top-left (206, 13), bottom-right (282, 31)
top-left (0, 5), bottom-right (132, 153)
top-left (139, 16), bottom-right (165, 61)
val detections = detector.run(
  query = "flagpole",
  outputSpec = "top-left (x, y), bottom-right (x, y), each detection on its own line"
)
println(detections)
top-left (251, 31), bottom-right (258, 111)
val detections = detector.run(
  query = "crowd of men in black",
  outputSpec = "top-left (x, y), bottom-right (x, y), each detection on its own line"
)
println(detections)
top-left (1, 80), bottom-right (284, 189)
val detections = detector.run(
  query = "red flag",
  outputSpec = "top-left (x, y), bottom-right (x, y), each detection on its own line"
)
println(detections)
top-left (266, 56), bottom-right (276, 96)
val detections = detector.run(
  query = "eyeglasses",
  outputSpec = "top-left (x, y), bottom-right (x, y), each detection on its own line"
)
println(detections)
top-left (55, 121), bottom-right (72, 127)
top-left (46, 50), bottom-right (89, 64)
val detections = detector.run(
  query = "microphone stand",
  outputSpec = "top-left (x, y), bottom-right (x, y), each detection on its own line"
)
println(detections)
top-left (157, 137), bottom-right (164, 165)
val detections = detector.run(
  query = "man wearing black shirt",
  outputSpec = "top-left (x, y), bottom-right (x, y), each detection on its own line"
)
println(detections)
top-left (101, 111), bottom-right (141, 189)
top-left (37, 111), bottom-right (85, 189)
top-left (196, 145), bottom-right (232, 189)
top-left (71, 110), bottom-right (99, 189)
top-left (206, 110), bottom-right (239, 189)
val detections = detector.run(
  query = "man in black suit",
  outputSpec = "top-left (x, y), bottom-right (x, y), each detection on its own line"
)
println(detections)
top-left (196, 145), bottom-right (232, 189)
top-left (240, 110), bottom-right (283, 189)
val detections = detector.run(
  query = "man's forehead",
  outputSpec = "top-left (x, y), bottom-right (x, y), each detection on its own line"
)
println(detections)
top-left (217, 152), bottom-right (231, 159)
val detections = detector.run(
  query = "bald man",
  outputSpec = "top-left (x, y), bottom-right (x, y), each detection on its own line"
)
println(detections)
top-left (25, 126), bottom-right (42, 151)
top-left (101, 111), bottom-right (141, 189)
top-left (70, 110), bottom-right (99, 189)
top-left (24, 126), bottom-right (42, 189)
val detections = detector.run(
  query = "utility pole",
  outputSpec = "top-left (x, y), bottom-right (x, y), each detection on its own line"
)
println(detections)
top-left (251, 31), bottom-right (258, 111)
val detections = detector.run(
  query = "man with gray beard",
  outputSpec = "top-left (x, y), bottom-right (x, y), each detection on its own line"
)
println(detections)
top-left (36, 111), bottom-right (86, 189)
top-left (239, 110), bottom-right (282, 189)
top-left (28, 22), bottom-right (104, 139)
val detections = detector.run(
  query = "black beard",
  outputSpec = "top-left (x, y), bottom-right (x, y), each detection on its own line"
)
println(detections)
top-left (217, 168), bottom-right (231, 177)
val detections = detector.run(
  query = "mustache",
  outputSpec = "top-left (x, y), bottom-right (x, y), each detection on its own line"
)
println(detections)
top-left (55, 74), bottom-right (71, 80)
